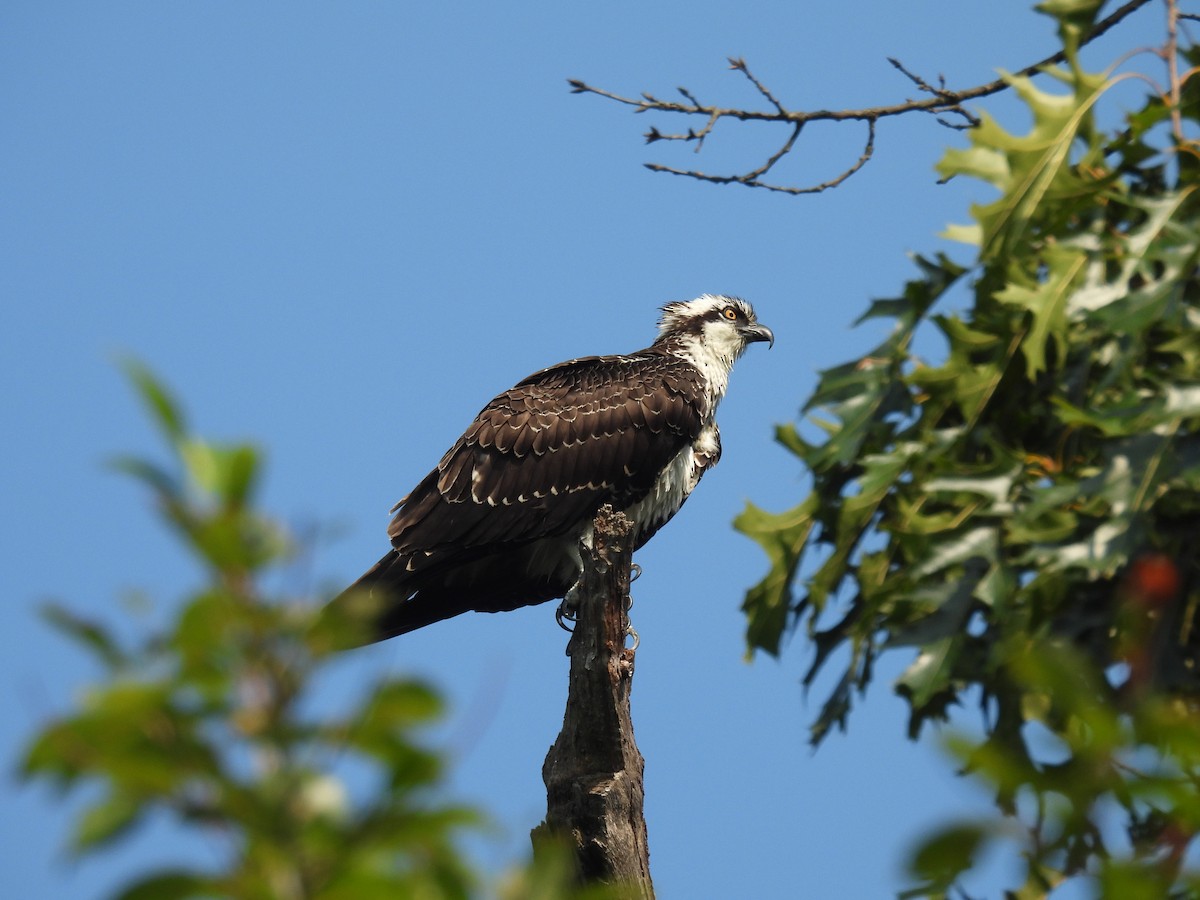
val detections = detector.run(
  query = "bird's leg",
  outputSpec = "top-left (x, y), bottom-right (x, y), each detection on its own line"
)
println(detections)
top-left (557, 560), bottom-right (641, 644)
top-left (625, 563), bottom-right (641, 650)
top-left (556, 526), bottom-right (595, 634)
top-left (556, 580), bottom-right (581, 633)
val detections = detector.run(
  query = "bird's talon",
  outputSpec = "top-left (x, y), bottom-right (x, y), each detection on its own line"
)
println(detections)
top-left (556, 603), bottom-right (577, 633)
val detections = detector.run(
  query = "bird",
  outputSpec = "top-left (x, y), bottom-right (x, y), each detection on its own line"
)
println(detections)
top-left (329, 294), bottom-right (773, 643)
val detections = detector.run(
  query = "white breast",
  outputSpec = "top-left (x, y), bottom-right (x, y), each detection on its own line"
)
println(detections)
top-left (623, 435), bottom-right (704, 541)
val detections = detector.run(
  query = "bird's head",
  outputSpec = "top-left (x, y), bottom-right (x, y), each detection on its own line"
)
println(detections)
top-left (656, 295), bottom-right (774, 366)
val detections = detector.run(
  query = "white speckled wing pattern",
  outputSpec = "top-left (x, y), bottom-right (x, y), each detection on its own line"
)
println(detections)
top-left (389, 350), bottom-right (707, 566)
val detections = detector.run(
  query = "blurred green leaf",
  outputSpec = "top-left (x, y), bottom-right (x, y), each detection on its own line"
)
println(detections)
top-left (111, 871), bottom-right (212, 900)
top-left (74, 791), bottom-right (143, 852)
top-left (118, 358), bottom-right (187, 444)
top-left (107, 455), bottom-right (181, 501)
top-left (904, 822), bottom-right (988, 896)
top-left (40, 602), bottom-right (127, 669)
top-left (361, 680), bottom-right (444, 729)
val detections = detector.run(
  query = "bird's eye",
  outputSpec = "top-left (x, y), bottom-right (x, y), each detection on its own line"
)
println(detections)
top-left (722, 307), bottom-right (739, 321)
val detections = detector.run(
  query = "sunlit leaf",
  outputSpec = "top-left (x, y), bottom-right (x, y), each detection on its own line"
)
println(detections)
top-left (994, 245), bottom-right (1085, 377)
top-left (736, 496), bottom-right (818, 655)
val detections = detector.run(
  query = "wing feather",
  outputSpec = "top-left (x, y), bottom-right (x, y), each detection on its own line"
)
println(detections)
top-left (436, 445), bottom-right (473, 501)
top-left (384, 352), bottom-right (706, 557)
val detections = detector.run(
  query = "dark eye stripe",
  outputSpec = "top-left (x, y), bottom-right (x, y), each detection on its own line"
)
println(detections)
top-left (703, 306), bottom-right (744, 323)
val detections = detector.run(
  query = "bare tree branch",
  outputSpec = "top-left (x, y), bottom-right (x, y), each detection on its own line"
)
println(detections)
top-left (569, 0), bottom-right (1155, 194)
top-left (535, 506), bottom-right (653, 896)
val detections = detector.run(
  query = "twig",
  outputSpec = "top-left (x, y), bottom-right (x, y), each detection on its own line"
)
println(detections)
top-left (646, 120), bottom-right (876, 195)
top-left (569, 0), bottom-right (1156, 194)
top-left (887, 57), bottom-right (981, 129)
top-left (729, 55), bottom-right (787, 114)
top-left (1165, 0), bottom-right (1184, 144)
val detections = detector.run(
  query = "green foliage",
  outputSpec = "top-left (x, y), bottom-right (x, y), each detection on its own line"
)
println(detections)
top-left (21, 367), bottom-right (594, 899)
top-left (738, 3), bottom-right (1200, 893)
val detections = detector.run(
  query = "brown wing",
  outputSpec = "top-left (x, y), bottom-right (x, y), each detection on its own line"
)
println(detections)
top-left (386, 351), bottom-right (706, 567)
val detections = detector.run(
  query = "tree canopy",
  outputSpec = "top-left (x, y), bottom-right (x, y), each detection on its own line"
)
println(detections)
top-left (735, 2), bottom-right (1200, 894)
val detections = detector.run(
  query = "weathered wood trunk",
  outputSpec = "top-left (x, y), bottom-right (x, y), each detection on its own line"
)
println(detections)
top-left (536, 505), bottom-right (654, 898)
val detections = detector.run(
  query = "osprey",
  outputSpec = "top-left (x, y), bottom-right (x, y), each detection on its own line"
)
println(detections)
top-left (332, 294), bottom-right (772, 642)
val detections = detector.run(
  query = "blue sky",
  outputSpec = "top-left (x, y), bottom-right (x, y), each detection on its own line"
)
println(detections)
top-left (2, 2), bottom-right (1168, 897)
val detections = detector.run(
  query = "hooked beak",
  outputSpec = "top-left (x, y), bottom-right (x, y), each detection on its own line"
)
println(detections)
top-left (740, 322), bottom-right (775, 348)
